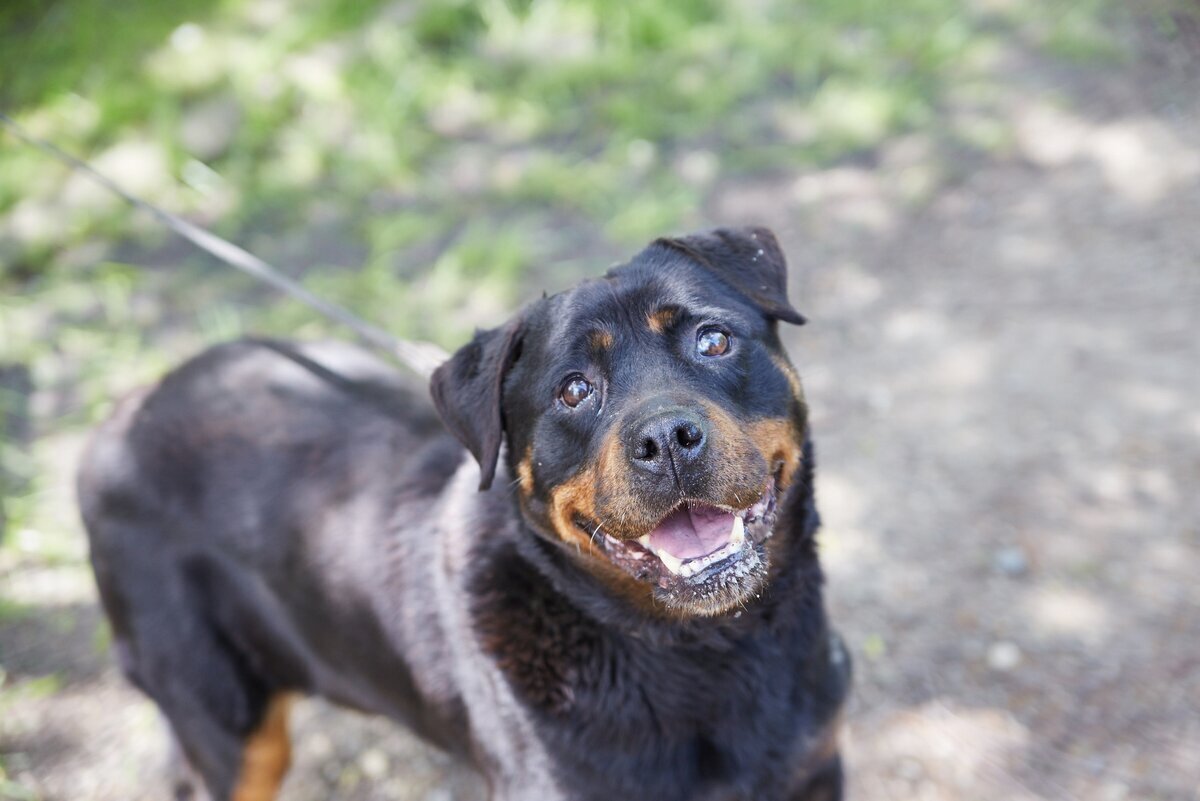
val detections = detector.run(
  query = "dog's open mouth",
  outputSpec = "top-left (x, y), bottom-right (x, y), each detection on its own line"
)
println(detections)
top-left (590, 476), bottom-right (780, 591)
top-left (636, 502), bottom-right (747, 579)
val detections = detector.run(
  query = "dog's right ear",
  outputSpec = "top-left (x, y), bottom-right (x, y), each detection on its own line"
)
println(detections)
top-left (654, 226), bottom-right (806, 325)
top-left (430, 320), bottom-right (523, 491)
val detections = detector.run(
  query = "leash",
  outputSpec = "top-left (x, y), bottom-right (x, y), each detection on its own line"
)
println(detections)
top-left (0, 112), bottom-right (449, 379)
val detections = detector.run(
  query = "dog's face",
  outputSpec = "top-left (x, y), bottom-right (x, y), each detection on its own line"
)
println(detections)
top-left (432, 227), bottom-right (809, 617)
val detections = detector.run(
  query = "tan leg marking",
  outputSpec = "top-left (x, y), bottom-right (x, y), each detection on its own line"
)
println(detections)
top-left (232, 693), bottom-right (294, 801)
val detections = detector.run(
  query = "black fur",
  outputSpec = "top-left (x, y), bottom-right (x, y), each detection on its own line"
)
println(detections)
top-left (654, 227), bottom-right (807, 325)
top-left (79, 227), bottom-right (850, 800)
top-left (431, 320), bottom-right (524, 490)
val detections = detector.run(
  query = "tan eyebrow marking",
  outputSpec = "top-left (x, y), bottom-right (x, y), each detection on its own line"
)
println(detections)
top-left (588, 329), bottom-right (614, 350)
top-left (646, 306), bottom-right (679, 333)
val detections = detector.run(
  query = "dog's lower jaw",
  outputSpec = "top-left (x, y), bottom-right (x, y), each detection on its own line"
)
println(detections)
top-left (652, 542), bottom-right (770, 617)
top-left (581, 475), bottom-right (784, 617)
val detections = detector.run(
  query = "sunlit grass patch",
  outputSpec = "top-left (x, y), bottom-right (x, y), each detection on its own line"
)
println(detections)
top-left (0, 671), bottom-right (63, 707)
top-left (0, 600), bottom-right (35, 627)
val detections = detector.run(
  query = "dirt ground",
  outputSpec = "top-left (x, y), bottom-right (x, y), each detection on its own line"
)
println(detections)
top-left (2, 13), bottom-right (1199, 801)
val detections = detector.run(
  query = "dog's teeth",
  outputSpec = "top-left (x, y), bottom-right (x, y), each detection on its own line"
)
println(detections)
top-left (656, 549), bottom-right (683, 574)
top-left (663, 530), bottom-right (749, 580)
top-left (637, 534), bottom-right (651, 548)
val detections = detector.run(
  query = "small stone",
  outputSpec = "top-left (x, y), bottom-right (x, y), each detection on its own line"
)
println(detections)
top-left (358, 747), bottom-right (388, 780)
top-left (987, 641), bottom-right (1022, 672)
top-left (307, 732), bottom-right (333, 759)
top-left (1101, 781), bottom-right (1129, 801)
top-left (993, 545), bottom-right (1029, 577)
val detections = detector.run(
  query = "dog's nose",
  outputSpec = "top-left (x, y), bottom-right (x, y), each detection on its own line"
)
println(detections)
top-left (628, 409), bottom-right (708, 475)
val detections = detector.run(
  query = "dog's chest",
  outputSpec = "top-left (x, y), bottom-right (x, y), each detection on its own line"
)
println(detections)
top-left (469, 551), bottom-right (824, 799)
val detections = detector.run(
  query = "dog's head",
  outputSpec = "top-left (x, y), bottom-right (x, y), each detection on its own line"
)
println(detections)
top-left (432, 226), bottom-right (809, 617)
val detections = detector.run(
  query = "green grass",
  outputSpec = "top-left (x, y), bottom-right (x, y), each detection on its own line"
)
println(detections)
top-left (0, 774), bottom-right (41, 801)
top-left (0, 0), bottom-right (1144, 548)
top-left (0, 599), bottom-right (35, 626)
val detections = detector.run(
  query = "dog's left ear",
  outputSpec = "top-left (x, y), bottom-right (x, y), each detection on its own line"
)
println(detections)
top-left (430, 320), bottom-right (523, 491)
top-left (656, 226), bottom-right (806, 325)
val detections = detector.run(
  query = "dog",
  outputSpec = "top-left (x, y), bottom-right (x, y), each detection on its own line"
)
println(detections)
top-left (78, 226), bottom-right (850, 801)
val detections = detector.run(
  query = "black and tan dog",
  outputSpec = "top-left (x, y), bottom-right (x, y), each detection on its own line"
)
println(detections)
top-left (78, 226), bottom-right (850, 801)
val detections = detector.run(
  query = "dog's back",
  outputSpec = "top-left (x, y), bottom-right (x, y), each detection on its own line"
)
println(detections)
top-left (78, 339), bottom-right (472, 797)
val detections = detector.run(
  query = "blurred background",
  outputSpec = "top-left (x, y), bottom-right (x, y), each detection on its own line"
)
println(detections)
top-left (1, 0), bottom-right (1198, 798)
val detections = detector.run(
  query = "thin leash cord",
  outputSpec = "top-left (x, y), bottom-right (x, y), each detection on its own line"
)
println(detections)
top-left (0, 112), bottom-right (449, 379)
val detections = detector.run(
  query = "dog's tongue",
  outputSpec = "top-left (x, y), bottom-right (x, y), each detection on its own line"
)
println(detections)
top-left (647, 504), bottom-right (735, 560)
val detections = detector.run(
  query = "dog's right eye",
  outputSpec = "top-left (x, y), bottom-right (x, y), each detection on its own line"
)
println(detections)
top-left (559, 374), bottom-right (593, 408)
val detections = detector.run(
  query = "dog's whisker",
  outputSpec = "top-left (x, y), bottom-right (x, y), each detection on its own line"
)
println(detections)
top-left (590, 518), bottom-right (615, 551)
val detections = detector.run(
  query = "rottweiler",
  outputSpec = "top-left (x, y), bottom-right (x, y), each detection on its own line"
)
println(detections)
top-left (78, 226), bottom-right (851, 801)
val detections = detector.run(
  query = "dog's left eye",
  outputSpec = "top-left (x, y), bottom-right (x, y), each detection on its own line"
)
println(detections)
top-left (559, 374), bottom-right (594, 408)
top-left (696, 327), bottom-right (731, 357)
